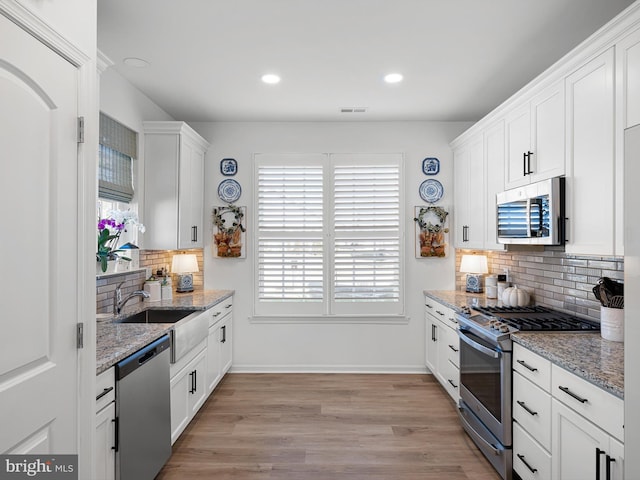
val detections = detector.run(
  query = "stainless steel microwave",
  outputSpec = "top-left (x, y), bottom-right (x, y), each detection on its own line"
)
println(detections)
top-left (496, 177), bottom-right (565, 245)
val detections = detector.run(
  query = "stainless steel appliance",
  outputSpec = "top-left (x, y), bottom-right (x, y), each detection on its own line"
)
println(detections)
top-left (496, 177), bottom-right (565, 245)
top-left (457, 305), bottom-right (599, 480)
top-left (116, 335), bottom-right (171, 480)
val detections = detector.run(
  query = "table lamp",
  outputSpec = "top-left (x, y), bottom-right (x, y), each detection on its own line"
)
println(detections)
top-left (460, 254), bottom-right (489, 293)
top-left (171, 253), bottom-right (199, 293)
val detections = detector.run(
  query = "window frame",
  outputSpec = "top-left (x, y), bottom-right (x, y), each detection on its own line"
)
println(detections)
top-left (253, 153), bottom-right (405, 321)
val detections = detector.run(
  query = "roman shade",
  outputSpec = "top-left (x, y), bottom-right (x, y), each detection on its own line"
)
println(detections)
top-left (98, 113), bottom-right (136, 202)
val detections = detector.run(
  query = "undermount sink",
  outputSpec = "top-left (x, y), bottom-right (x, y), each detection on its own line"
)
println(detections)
top-left (117, 309), bottom-right (197, 324)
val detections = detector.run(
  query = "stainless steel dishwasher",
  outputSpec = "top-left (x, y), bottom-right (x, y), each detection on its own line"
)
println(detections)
top-left (115, 335), bottom-right (171, 480)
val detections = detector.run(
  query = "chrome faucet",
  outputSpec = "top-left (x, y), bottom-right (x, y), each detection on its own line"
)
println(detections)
top-left (113, 281), bottom-right (150, 314)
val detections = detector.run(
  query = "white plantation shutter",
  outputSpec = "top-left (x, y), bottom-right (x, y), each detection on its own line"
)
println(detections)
top-left (256, 156), bottom-right (325, 315)
top-left (332, 157), bottom-right (402, 315)
top-left (255, 153), bottom-right (403, 318)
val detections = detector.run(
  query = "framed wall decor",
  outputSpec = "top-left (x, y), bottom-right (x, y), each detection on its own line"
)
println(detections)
top-left (212, 205), bottom-right (246, 258)
top-left (220, 158), bottom-right (238, 176)
top-left (422, 157), bottom-right (440, 175)
top-left (414, 205), bottom-right (449, 258)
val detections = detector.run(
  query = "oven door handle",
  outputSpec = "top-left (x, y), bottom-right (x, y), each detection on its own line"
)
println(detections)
top-left (458, 330), bottom-right (500, 358)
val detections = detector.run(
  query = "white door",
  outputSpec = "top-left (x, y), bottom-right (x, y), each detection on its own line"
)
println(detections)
top-left (0, 14), bottom-right (79, 454)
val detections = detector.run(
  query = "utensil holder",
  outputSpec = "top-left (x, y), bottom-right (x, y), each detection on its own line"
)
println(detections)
top-left (601, 306), bottom-right (624, 342)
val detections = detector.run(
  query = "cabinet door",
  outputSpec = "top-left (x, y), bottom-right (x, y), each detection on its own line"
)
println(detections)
top-left (551, 399), bottom-right (609, 480)
top-left (530, 79), bottom-right (565, 182)
top-left (565, 48), bottom-right (615, 256)
top-left (220, 315), bottom-right (233, 375)
top-left (178, 136), bottom-right (204, 249)
top-left (484, 120), bottom-right (505, 250)
top-left (617, 25), bottom-right (640, 129)
top-left (425, 313), bottom-right (438, 374)
top-left (437, 324), bottom-right (460, 402)
top-left (505, 103), bottom-right (532, 188)
top-left (188, 349), bottom-right (208, 416)
top-left (170, 365), bottom-right (191, 444)
top-left (608, 437), bottom-right (624, 480)
top-left (206, 323), bottom-right (222, 393)
top-left (95, 403), bottom-right (116, 480)
top-left (453, 136), bottom-right (484, 248)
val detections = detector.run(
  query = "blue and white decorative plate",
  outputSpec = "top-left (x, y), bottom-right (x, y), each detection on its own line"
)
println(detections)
top-left (218, 179), bottom-right (242, 203)
top-left (419, 179), bottom-right (443, 203)
top-left (220, 158), bottom-right (237, 176)
top-left (422, 157), bottom-right (440, 175)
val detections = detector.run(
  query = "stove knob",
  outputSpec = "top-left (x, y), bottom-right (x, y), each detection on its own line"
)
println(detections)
top-left (499, 325), bottom-right (509, 333)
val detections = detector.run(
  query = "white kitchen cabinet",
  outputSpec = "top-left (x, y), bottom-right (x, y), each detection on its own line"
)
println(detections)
top-left (206, 297), bottom-right (233, 393)
top-left (565, 48), bottom-right (616, 256)
top-left (169, 340), bottom-right (207, 444)
top-left (505, 79), bottom-right (565, 189)
top-left (424, 297), bottom-right (459, 403)
top-left (453, 135), bottom-right (485, 249)
top-left (483, 120), bottom-right (506, 250)
top-left (95, 368), bottom-right (116, 480)
top-left (143, 121), bottom-right (210, 250)
top-left (617, 25), bottom-right (640, 130)
top-left (552, 399), bottom-right (623, 480)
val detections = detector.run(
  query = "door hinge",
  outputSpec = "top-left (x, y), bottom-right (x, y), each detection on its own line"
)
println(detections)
top-left (77, 116), bottom-right (85, 144)
top-left (77, 322), bottom-right (84, 349)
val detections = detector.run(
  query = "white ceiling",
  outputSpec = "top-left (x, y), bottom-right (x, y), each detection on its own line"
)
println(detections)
top-left (97, 0), bottom-right (635, 122)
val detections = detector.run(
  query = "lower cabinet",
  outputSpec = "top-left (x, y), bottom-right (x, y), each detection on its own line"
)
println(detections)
top-left (551, 399), bottom-right (624, 480)
top-left (94, 368), bottom-right (116, 480)
top-left (170, 341), bottom-right (207, 444)
top-left (512, 343), bottom-right (624, 480)
top-left (206, 297), bottom-right (233, 394)
top-left (424, 296), bottom-right (459, 403)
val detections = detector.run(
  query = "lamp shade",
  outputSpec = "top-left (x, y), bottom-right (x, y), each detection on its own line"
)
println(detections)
top-left (171, 254), bottom-right (199, 274)
top-left (460, 254), bottom-right (489, 274)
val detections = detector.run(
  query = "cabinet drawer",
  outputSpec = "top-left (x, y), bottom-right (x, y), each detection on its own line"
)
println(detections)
top-left (552, 364), bottom-right (624, 441)
top-left (442, 324), bottom-right (460, 368)
top-left (209, 297), bottom-right (233, 327)
top-left (424, 297), bottom-right (457, 329)
top-left (440, 357), bottom-right (460, 402)
top-left (513, 343), bottom-right (551, 391)
top-left (513, 422), bottom-right (552, 480)
top-left (513, 371), bottom-right (552, 450)
top-left (96, 367), bottom-right (115, 413)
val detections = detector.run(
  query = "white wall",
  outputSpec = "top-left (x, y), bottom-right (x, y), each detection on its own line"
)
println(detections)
top-left (192, 121), bottom-right (471, 372)
top-left (99, 68), bottom-right (174, 245)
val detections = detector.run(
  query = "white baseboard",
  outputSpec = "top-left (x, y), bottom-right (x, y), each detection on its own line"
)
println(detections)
top-left (229, 364), bottom-right (430, 374)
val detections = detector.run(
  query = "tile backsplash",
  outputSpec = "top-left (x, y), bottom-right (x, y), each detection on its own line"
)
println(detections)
top-left (96, 249), bottom-right (204, 313)
top-left (456, 247), bottom-right (624, 321)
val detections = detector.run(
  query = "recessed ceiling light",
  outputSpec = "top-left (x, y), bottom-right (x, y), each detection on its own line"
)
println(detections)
top-left (123, 57), bottom-right (150, 68)
top-left (261, 74), bottom-right (281, 84)
top-left (384, 73), bottom-right (403, 84)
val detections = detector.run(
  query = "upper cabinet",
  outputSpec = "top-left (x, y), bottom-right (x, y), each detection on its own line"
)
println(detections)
top-left (617, 26), bottom-right (640, 130)
top-left (453, 135), bottom-right (485, 249)
top-left (143, 122), bottom-right (210, 250)
top-left (565, 49), bottom-right (615, 256)
top-left (505, 79), bottom-right (565, 189)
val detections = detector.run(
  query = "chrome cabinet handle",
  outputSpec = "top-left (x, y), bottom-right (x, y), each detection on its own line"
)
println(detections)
top-left (516, 400), bottom-right (538, 416)
top-left (517, 454), bottom-right (538, 473)
top-left (559, 385), bottom-right (588, 404)
top-left (516, 359), bottom-right (538, 372)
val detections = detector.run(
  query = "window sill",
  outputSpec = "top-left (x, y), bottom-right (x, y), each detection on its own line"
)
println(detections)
top-left (250, 315), bottom-right (409, 325)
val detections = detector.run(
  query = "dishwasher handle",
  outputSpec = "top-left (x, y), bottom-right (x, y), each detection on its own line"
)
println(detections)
top-left (116, 335), bottom-right (170, 380)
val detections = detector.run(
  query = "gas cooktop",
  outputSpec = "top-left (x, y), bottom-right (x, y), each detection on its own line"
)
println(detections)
top-left (472, 305), bottom-right (600, 332)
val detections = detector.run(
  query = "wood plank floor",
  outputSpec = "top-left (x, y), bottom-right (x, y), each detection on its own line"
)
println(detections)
top-left (156, 373), bottom-right (501, 480)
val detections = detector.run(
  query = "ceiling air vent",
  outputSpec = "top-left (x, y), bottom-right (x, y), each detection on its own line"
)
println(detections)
top-left (340, 107), bottom-right (368, 113)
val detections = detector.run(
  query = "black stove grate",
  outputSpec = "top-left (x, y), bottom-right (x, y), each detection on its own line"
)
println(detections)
top-left (473, 305), bottom-right (600, 331)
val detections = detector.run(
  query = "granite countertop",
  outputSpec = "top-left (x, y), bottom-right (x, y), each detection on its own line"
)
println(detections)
top-left (512, 332), bottom-right (624, 399)
top-left (96, 289), bottom-right (234, 374)
top-left (424, 289), bottom-right (624, 399)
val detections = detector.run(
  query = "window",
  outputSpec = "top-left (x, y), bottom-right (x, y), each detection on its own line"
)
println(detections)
top-left (98, 113), bottom-right (137, 203)
top-left (255, 153), bottom-right (403, 318)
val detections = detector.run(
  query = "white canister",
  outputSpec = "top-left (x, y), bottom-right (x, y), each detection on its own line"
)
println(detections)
top-left (497, 281), bottom-right (510, 299)
top-left (485, 285), bottom-right (498, 299)
top-left (485, 275), bottom-right (498, 287)
top-left (144, 280), bottom-right (161, 302)
top-left (601, 306), bottom-right (624, 342)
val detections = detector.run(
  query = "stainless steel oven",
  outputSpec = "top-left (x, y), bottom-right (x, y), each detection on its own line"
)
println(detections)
top-left (456, 305), bottom-right (600, 480)
top-left (458, 318), bottom-right (513, 480)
